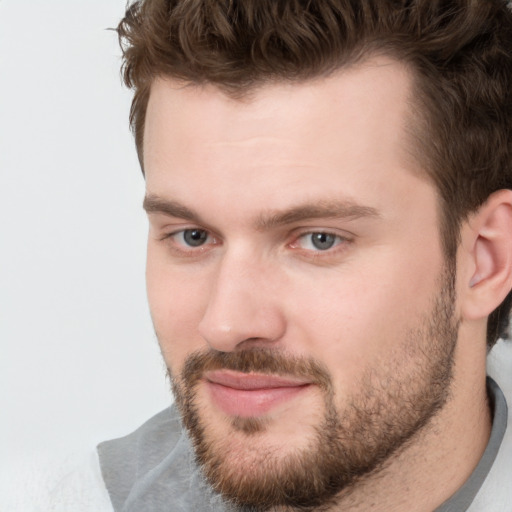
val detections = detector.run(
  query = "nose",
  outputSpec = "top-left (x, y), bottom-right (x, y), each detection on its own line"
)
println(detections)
top-left (198, 252), bottom-right (286, 352)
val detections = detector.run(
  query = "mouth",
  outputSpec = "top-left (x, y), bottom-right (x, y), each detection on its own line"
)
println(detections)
top-left (204, 370), bottom-right (312, 418)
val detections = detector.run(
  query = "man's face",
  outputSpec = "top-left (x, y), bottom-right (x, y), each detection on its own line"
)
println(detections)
top-left (143, 59), bottom-right (458, 509)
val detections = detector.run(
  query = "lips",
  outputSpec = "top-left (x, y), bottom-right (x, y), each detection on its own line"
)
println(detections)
top-left (204, 370), bottom-right (311, 418)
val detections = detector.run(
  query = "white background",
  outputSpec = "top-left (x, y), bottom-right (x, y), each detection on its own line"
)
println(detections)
top-left (0, 1), bottom-right (171, 464)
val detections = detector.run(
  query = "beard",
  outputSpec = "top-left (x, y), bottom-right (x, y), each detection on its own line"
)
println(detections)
top-left (169, 269), bottom-right (459, 511)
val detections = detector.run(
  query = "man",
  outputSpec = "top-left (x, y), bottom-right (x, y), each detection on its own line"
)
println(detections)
top-left (43, 0), bottom-right (512, 511)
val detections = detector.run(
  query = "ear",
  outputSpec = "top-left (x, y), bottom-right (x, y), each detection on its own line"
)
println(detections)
top-left (460, 189), bottom-right (512, 321)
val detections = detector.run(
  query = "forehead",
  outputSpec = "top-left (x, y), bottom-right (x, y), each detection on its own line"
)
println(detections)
top-left (144, 57), bottom-right (411, 164)
top-left (143, 58), bottom-right (428, 215)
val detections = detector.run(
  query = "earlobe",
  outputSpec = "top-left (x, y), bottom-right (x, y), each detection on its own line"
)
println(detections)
top-left (462, 189), bottom-right (512, 321)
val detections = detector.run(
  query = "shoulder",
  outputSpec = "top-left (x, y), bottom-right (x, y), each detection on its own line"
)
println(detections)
top-left (97, 406), bottom-right (182, 473)
top-left (97, 405), bottom-right (183, 505)
top-left (470, 340), bottom-right (512, 512)
top-left (97, 405), bottom-right (230, 511)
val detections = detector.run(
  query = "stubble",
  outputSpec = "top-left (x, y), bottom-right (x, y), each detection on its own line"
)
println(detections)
top-left (169, 268), bottom-right (458, 511)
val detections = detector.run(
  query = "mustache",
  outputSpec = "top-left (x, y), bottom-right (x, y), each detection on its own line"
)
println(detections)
top-left (176, 347), bottom-right (332, 390)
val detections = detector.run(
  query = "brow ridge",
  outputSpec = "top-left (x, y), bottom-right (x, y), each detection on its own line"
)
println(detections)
top-left (143, 194), bottom-right (380, 230)
top-left (256, 201), bottom-right (380, 230)
top-left (143, 195), bottom-right (203, 224)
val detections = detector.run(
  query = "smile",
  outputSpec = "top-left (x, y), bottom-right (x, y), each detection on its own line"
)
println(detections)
top-left (204, 370), bottom-right (312, 418)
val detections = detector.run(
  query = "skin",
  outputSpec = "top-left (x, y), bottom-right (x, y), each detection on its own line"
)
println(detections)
top-left (143, 58), bottom-right (496, 510)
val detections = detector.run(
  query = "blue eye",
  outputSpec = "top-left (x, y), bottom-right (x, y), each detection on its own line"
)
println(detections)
top-left (310, 233), bottom-right (337, 250)
top-left (180, 229), bottom-right (209, 247)
top-left (298, 232), bottom-right (342, 251)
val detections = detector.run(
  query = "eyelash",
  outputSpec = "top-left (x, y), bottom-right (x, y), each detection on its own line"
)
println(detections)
top-left (160, 229), bottom-right (219, 255)
top-left (290, 232), bottom-right (346, 252)
top-left (159, 228), bottom-right (351, 258)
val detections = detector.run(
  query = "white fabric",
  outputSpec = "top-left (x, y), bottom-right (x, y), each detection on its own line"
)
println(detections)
top-left (0, 448), bottom-right (113, 512)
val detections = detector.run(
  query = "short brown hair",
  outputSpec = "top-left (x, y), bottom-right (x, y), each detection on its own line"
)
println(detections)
top-left (117, 0), bottom-right (512, 347)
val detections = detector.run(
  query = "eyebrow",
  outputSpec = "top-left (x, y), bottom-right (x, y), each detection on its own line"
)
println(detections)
top-left (143, 195), bottom-right (203, 223)
top-left (255, 201), bottom-right (380, 230)
top-left (143, 194), bottom-right (380, 229)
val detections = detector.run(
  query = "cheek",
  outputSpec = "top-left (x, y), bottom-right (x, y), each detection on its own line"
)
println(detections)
top-left (285, 250), bottom-right (444, 382)
top-left (146, 246), bottom-right (210, 369)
